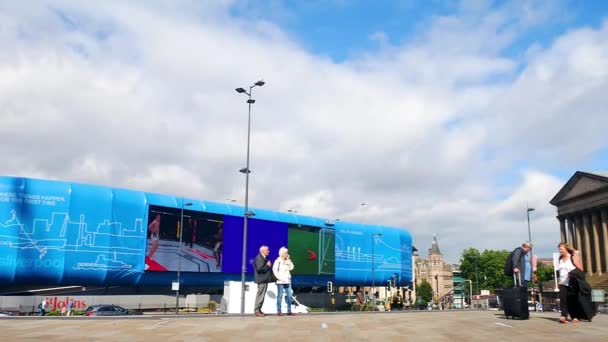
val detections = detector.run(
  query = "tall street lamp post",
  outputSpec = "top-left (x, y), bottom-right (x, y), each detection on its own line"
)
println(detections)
top-left (527, 206), bottom-right (536, 311)
top-left (176, 200), bottom-right (193, 314)
top-left (235, 80), bottom-right (265, 314)
top-left (371, 233), bottom-right (382, 311)
top-left (434, 274), bottom-right (439, 305)
top-left (464, 279), bottom-right (473, 309)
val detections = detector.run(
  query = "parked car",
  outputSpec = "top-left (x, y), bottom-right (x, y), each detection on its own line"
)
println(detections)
top-left (597, 304), bottom-right (608, 314)
top-left (0, 311), bottom-right (12, 317)
top-left (84, 305), bottom-right (142, 316)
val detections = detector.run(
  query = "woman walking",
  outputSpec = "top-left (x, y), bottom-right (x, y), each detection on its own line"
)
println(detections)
top-left (556, 242), bottom-right (583, 323)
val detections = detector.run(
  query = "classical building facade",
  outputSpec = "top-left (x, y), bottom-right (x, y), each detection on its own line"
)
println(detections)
top-left (550, 171), bottom-right (608, 289)
top-left (414, 236), bottom-right (453, 304)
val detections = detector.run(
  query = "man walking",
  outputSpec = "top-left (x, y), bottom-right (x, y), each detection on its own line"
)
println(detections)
top-left (254, 245), bottom-right (273, 317)
top-left (511, 242), bottom-right (533, 287)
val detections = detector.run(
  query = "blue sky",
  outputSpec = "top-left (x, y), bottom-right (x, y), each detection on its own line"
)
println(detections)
top-left (231, 0), bottom-right (608, 63)
top-left (231, 0), bottom-right (453, 61)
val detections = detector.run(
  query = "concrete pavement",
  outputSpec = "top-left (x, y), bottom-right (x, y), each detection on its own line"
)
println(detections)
top-left (1, 310), bottom-right (606, 341)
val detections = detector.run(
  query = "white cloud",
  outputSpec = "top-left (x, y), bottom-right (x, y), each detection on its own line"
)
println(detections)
top-left (0, 0), bottom-right (605, 264)
top-left (490, 20), bottom-right (608, 163)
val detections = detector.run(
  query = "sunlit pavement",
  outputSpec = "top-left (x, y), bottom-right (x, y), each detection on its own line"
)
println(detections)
top-left (1, 310), bottom-right (606, 341)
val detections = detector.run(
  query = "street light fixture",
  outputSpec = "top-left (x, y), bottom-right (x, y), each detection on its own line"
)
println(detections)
top-left (371, 233), bottom-right (382, 311)
top-left (527, 206), bottom-right (536, 311)
top-left (464, 279), bottom-right (473, 310)
top-left (434, 274), bottom-right (439, 305)
top-left (235, 79), bottom-right (265, 315)
top-left (176, 200), bottom-right (193, 315)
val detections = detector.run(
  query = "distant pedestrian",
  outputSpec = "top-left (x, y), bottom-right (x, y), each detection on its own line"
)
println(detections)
top-left (38, 298), bottom-right (47, 316)
top-left (66, 299), bottom-right (74, 316)
top-left (273, 247), bottom-right (295, 316)
top-left (253, 245), bottom-right (273, 317)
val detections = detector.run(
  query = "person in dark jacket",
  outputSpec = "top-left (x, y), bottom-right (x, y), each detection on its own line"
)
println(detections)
top-left (511, 242), bottom-right (532, 287)
top-left (253, 245), bottom-right (273, 317)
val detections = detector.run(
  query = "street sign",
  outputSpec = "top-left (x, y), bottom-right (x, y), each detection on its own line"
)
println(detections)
top-left (172, 282), bottom-right (180, 291)
top-left (591, 289), bottom-right (605, 302)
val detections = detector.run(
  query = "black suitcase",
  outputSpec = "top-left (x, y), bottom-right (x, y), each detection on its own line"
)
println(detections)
top-left (502, 274), bottom-right (529, 319)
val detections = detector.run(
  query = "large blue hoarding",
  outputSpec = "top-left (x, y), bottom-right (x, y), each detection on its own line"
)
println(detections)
top-left (0, 176), bottom-right (412, 287)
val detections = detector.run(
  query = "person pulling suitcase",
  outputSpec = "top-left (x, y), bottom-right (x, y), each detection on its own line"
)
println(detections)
top-left (502, 273), bottom-right (529, 320)
top-left (503, 242), bottom-right (533, 320)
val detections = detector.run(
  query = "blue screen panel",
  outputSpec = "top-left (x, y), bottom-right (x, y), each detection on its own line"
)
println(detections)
top-left (221, 216), bottom-right (288, 274)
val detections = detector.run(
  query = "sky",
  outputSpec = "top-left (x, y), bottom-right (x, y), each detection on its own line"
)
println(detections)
top-left (1, 0), bottom-right (608, 263)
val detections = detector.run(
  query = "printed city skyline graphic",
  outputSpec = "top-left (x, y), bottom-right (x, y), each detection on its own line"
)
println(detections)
top-left (0, 209), bottom-right (145, 281)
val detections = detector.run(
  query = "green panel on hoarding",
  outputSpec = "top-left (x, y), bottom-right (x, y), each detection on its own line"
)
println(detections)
top-left (287, 225), bottom-right (334, 275)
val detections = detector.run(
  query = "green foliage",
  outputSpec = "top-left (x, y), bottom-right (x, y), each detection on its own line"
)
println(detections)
top-left (350, 303), bottom-right (374, 311)
top-left (207, 300), bottom-right (217, 313)
top-left (459, 248), bottom-right (512, 293)
top-left (416, 280), bottom-right (433, 303)
top-left (46, 309), bottom-right (62, 316)
top-left (459, 248), bottom-right (480, 290)
top-left (536, 263), bottom-right (555, 283)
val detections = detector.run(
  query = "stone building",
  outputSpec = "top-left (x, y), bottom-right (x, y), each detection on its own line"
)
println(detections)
top-left (414, 235), bottom-right (453, 304)
top-left (550, 171), bottom-right (608, 289)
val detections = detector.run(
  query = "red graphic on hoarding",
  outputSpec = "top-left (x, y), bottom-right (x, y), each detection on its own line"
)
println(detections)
top-left (145, 256), bottom-right (168, 271)
top-left (188, 248), bottom-right (215, 259)
top-left (306, 249), bottom-right (317, 261)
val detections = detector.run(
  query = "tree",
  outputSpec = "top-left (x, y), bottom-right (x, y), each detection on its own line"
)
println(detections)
top-left (416, 280), bottom-right (433, 304)
top-left (536, 263), bottom-right (554, 282)
top-left (459, 248), bottom-right (481, 294)
top-left (478, 249), bottom-right (512, 290)
top-left (459, 248), bottom-right (511, 294)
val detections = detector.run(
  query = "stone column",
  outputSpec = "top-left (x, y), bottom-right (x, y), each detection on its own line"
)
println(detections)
top-left (567, 217), bottom-right (575, 247)
top-left (592, 212), bottom-right (602, 275)
top-left (583, 214), bottom-right (593, 275)
top-left (574, 216), bottom-right (583, 261)
top-left (602, 209), bottom-right (608, 273)
top-left (559, 216), bottom-right (567, 243)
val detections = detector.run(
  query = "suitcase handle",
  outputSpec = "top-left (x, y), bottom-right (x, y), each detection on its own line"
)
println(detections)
top-left (513, 273), bottom-right (523, 287)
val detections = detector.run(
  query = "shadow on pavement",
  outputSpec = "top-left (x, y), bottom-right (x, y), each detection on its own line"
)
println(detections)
top-left (534, 316), bottom-right (562, 323)
top-left (493, 313), bottom-right (530, 321)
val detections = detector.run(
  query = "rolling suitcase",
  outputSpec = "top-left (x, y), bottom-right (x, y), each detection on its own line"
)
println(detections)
top-left (502, 274), bottom-right (529, 320)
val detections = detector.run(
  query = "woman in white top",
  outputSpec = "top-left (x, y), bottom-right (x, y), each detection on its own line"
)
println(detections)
top-left (557, 242), bottom-right (583, 323)
top-left (273, 247), bottom-right (295, 316)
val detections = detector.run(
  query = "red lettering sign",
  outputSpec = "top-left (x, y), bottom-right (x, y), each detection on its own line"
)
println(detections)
top-left (46, 296), bottom-right (87, 312)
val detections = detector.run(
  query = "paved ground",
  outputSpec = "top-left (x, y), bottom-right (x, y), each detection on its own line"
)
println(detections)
top-left (1, 311), bottom-right (607, 341)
